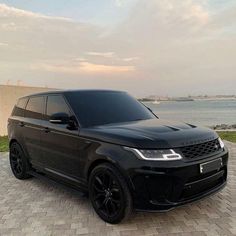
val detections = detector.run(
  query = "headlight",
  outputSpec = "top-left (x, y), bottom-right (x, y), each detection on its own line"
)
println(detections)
top-left (124, 147), bottom-right (182, 161)
top-left (219, 137), bottom-right (225, 149)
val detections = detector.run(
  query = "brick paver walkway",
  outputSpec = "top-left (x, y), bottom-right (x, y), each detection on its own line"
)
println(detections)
top-left (0, 142), bottom-right (235, 236)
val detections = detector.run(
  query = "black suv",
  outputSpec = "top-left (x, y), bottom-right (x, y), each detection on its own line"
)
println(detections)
top-left (8, 90), bottom-right (228, 223)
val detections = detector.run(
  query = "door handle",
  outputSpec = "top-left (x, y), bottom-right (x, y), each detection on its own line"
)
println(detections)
top-left (44, 127), bottom-right (50, 133)
top-left (19, 122), bottom-right (25, 127)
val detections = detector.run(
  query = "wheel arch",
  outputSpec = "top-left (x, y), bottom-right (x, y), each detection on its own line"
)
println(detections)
top-left (9, 138), bottom-right (31, 166)
top-left (9, 138), bottom-right (18, 147)
top-left (87, 158), bottom-right (114, 180)
top-left (86, 158), bottom-right (135, 192)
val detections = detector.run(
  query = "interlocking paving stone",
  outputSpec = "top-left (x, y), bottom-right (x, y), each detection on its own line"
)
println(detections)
top-left (0, 141), bottom-right (235, 236)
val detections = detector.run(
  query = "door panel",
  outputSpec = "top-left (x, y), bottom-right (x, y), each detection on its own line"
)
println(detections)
top-left (40, 95), bottom-right (86, 181)
top-left (23, 96), bottom-right (45, 165)
top-left (23, 118), bottom-right (42, 163)
top-left (40, 121), bottom-right (83, 176)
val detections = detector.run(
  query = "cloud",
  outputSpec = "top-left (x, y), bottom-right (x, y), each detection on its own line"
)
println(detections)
top-left (186, 4), bottom-right (209, 25)
top-left (31, 61), bottom-right (135, 74)
top-left (0, 3), bottom-right (72, 21)
top-left (116, 0), bottom-right (210, 44)
top-left (0, 22), bottom-right (18, 30)
top-left (85, 52), bottom-right (141, 62)
top-left (0, 1), bottom-right (236, 96)
top-left (122, 57), bottom-right (140, 62)
top-left (74, 57), bottom-right (87, 62)
top-left (86, 52), bottom-right (115, 58)
top-left (115, 0), bottom-right (124, 7)
top-left (0, 42), bottom-right (8, 47)
top-left (79, 62), bottom-right (135, 73)
top-left (114, 0), bottom-right (137, 8)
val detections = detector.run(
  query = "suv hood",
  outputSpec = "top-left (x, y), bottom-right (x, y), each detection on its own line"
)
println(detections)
top-left (80, 118), bottom-right (218, 149)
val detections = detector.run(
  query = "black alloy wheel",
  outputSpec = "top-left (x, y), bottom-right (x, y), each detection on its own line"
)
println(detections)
top-left (89, 163), bottom-right (132, 224)
top-left (10, 142), bottom-right (31, 179)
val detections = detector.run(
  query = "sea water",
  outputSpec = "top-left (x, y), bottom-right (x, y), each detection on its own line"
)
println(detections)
top-left (144, 100), bottom-right (236, 127)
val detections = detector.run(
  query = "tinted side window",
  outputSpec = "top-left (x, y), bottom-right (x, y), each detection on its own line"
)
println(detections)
top-left (25, 96), bottom-right (44, 119)
top-left (46, 95), bottom-right (70, 120)
top-left (12, 97), bottom-right (28, 117)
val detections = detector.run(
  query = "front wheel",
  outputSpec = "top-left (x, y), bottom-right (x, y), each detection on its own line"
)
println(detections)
top-left (89, 163), bottom-right (133, 224)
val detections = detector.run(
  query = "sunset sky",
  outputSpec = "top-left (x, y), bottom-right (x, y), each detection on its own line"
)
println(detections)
top-left (0, 0), bottom-right (235, 97)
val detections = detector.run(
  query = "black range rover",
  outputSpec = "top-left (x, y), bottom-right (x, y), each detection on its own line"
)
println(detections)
top-left (8, 90), bottom-right (228, 223)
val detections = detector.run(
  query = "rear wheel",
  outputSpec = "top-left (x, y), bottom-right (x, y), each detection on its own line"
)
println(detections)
top-left (9, 142), bottom-right (32, 179)
top-left (89, 163), bottom-right (133, 224)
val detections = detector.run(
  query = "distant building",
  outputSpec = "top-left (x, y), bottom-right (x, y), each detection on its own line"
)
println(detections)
top-left (0, 85), bottom-right (57, 136)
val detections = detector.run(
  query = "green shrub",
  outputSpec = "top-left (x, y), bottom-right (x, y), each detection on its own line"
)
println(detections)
top-left (0, 136), bottom-right (9, 152)
top-left (217, 131), bottom-right (236, 143)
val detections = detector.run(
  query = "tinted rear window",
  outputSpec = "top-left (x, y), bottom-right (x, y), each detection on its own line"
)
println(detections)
top-left (25, 96), bottom-right (45, 119)
top-left (12, 97), bottom-right (28, 117)
top-left (65, 91), bottom-right (155, 127)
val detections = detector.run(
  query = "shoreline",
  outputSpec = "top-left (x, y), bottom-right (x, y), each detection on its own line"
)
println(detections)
top-left (141, 98), bottom-right (236, 102)
top-left (214, 129), bottom-right (236, 132)
top-left (210, 124), bottom-right (236, 131)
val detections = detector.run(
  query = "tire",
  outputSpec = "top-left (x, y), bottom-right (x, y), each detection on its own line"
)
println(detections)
top-left (9, 142), bottom-right (32, 180)
top-left (89, 163), bottom-right (133, 224)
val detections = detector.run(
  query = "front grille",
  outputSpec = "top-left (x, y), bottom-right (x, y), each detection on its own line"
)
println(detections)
top-left (180, 138), bottom-right (222, 159)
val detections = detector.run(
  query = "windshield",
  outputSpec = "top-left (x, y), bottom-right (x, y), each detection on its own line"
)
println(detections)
top-left (65, 91), bottom-right (155, 127)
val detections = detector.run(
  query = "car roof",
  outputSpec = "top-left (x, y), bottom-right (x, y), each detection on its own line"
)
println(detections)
top-left (19, 89), bottom-right (125, 99)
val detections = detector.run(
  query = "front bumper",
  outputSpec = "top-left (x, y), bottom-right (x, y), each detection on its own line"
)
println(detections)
top-left (129, 149), bottom-right (228, 211)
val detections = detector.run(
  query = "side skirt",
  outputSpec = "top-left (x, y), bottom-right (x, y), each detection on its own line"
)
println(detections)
top-left (28, 170), bottom-right (88, 197)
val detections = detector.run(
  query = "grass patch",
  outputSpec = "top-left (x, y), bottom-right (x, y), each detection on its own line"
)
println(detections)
top-left (0, 136), bottom-right (9, 152)
top-left (217, 131), bottom-right (236, 143)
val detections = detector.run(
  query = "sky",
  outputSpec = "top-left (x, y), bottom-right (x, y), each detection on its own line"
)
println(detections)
top-left (0, 0), bottom-right (235, 97)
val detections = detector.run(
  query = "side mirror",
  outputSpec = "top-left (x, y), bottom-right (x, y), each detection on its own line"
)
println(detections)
top-left (49, 112), bottom-right (70, 124)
